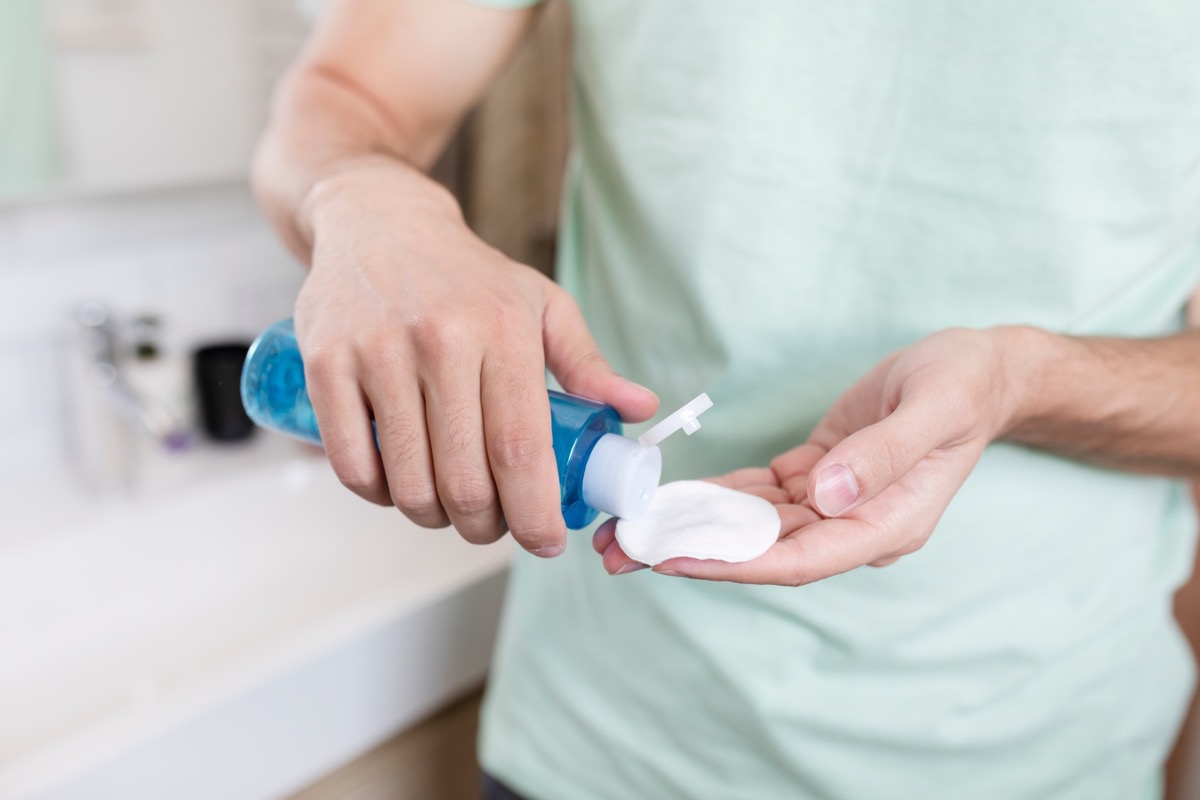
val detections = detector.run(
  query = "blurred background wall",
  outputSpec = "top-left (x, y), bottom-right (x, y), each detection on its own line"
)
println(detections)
top-left (0, 3), bottom-right (569, 797)
top-left (0, 0), bottom-right (568, 486)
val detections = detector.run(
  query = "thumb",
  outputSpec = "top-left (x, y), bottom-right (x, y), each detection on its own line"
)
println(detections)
top-left (807, 399), bottom-right (950, 518)
top-left (542, 287), bottom-right (659, 422)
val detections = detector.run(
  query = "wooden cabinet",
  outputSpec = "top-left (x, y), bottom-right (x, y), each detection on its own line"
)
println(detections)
top-left (290, 688), bottom-right (486, 800)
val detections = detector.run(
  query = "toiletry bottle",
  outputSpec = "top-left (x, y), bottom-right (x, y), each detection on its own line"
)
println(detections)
top-left (242, 319), bottom-right (712, 528)
top-left (125, 314), bottom-right (195, 437)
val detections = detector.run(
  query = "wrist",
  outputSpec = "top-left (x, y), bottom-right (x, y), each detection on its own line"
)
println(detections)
top-left (987, 324), bottom-right (1069, 440)
top-left (298, 155), bottom-right (463, 247)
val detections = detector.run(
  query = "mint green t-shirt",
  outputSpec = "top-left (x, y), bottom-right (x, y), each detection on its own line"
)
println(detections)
top-left (475, 2), bottom-right (1200, 798)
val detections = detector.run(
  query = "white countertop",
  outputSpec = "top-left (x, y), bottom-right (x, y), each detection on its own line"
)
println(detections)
top-left (0, 441), bottom-right (512, 799)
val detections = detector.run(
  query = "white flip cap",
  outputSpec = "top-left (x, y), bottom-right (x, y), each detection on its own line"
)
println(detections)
top-left (581, 394), bottom-right (716, 521)
top-left (581, 434), bottom-right (663, 521)
top-left (637, 393), bottom-right (714, 448)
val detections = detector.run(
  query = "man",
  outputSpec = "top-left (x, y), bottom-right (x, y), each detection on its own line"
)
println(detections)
top-left (254, 1), bottom-right (1200, 797)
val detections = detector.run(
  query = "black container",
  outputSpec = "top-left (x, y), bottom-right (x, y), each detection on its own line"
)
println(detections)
top-left (194, 342), bottom-right (256, 442)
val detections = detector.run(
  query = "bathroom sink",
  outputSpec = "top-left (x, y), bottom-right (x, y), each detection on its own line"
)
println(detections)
top-left (0, 451), bottom-right (511, 800)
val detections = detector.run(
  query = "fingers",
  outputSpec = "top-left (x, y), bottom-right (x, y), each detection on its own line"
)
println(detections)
top-left (737, 485), bottom-right (793, 505)
top-left (481, 344), bottom-right (568, 556)
top-left (707, 467), bottom-right (779, 492)
top-left (366, 375), bottom-right (449, 529)
top-left (708, 468), bottom-right (791, 503)
top-left (304, 347), bottom-right (391, 506)
top-left (653, 514), bottom-right (879, 585)
top-left (593, 517), bottom-right (645, 575)
top-left (807, 399), bottom-right (950, 517)
top-left (424, 363), bottom-right (505, 545)
top-left (542, 286), bottom-right (659, 423)
top-left (593, 517), bottom-right (617, 554)
top-left (594, 489), bottom-right (916, 583)
top-left (603, 539), bottom-right (647, 575)
top-left (303, 262), bottom-right (649, 557)
top-left (769, 444), bottom-right (826, 504)
top-left (706, 478), bottom-right (793, 506)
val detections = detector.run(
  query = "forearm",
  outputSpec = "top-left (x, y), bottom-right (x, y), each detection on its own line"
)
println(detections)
top-left (1002, 326), bottom-right (1200, 476)
top-left (250, 0), bottom-right (536, 262)
top-left (251, 67), bottom-right (455, 261)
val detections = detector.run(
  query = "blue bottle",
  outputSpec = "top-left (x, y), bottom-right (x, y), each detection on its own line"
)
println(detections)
top-left (241, 319), bottom-right (662, 529)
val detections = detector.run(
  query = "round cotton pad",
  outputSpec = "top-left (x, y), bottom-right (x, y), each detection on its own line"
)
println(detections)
top-left (614, 480), bottom-right (781, 566)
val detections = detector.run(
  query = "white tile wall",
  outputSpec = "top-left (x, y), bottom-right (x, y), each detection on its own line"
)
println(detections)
top-left (0, 182), bottom-right (304, 476)
top-left (46, 0), bottom-right (257, 197)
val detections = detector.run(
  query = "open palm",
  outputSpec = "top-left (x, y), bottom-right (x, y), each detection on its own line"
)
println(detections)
top-left (595, 329), bottom-right (1019, 585)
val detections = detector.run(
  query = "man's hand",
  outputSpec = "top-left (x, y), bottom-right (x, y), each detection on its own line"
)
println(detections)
top-left (253, 0), bottom-right (660, 557)
top-left (600, 320), bottom-right (1200, 583)
top-left (594, 328), bottom-right (1025, 583)
top-left (298, 162), bottom-right (658, 556)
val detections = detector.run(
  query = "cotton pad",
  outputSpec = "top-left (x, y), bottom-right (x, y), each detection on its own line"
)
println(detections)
top-left (614, 480), bottom-right (781, 566)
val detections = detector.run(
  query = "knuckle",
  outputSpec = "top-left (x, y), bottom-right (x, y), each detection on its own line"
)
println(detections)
top-left (408, 314), bottom-right (464, 361)
top-left (882, 433), bottom-right (911, 473)
top-left (487, 304), bottom-right (542, 350)
top-left (303, 344), bottom-right (349, 385)
top-left (490, 426), bottom-right (544, 472)
top-left (392, 484), bottom-right (444, 523)
top-left (443, 475), bottom-right (496, 518)
top-left (356, 330), bottom-right (403, 369)
top-left (459, 530), bottom-right (504, 547)
top-left (326, 445), bottom-right (388, 504)
top-left (334, 460), bottom-right (382, 498)
top-left (455, 518), bottom-right (507, 546)
top-left (864, 433), bottom-right (909, 481)
top-left (323, 435), bottom-right (360, 475)
top-left (509, 508), bottom-right (565, 546)
top-left (488, 303), bottom-right (524, 333)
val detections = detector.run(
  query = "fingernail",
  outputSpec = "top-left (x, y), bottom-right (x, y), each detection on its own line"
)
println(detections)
top-left (654, 569), bottom-right (683, 577)
top-left (813, 464), bottom-right (859, 517)
top-left (615, 563), bottom-right (648, 575)
top-left (533, 544), bottom-right (564, 558)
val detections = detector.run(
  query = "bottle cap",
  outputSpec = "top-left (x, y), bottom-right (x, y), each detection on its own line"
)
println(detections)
top-left (582, 434), bottom-right (663, 521)
top-left (637, 393), bottom-right (714, 447)
top-left (581, 393), bottom-right (715, 521)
